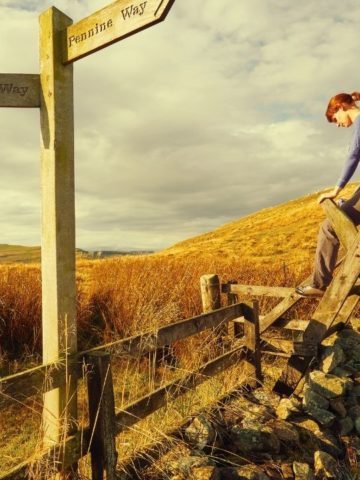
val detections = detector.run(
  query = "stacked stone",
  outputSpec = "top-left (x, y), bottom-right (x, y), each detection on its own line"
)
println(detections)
top-left (165, 328), bottom-right (360, 480)
top-left (301, 328), bottom-right (360, 436)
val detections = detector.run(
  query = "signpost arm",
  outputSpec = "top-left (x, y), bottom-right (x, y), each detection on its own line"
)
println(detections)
top-left (39, 6), bottom-right (77, 454)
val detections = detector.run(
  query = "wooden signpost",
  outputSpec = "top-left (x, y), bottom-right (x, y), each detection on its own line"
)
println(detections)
top-left (1, 0), bottom-right (175, 476)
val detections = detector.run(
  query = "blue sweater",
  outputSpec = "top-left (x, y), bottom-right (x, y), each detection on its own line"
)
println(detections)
top-left (337, 114), bottom-right (360, 188)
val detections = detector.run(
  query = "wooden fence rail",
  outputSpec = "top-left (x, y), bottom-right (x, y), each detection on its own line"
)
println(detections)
top-left (0, 303), bottom-right (242, 410)
top-left (1, 278), bottom-right (260, 480)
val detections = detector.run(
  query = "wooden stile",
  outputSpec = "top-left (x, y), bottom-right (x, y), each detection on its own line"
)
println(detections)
top-left (321, 198), bottom-right (357, 251)
top-left (274, 231), bottom-right (360, 396)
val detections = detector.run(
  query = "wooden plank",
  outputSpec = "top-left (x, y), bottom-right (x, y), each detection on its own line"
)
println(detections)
top-left (274, 233), bottom-right (360, 395)
top-left (0, 303), bottom-right (243, 409)
top-left (234, 316), bottom-right (310, 332)
top-left (325, 286), bottom-right (360, 333)
top-left (226, 280), bottom-right (243, 338)
top-left (259, 292), bottom-right (302, 334)
top-left (278, 319), bottom-right (309, 331)
top-left (0, 345), bottom-right (247, 479)
top-left (261, 337), bottom-right (317, 356)
top-left (226, 284), bottom-right (294, 297)
top-left (0, 74), bottom-right (40, 108)
top-left (87, 353), bottom-right (117, 480)
top-left (321, 198), bottom-right (357, 251)
top-left (39, 6), bottom-right (78, 448)
top-left (243, 301), bottom-right (262, 383)
top-left (0, 359), bottom-right (82, 409)
top-left (63, 0), bottom-right (176, 64)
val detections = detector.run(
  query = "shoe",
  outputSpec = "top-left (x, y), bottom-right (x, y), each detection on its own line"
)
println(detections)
top-left (295, 284), bottom-right (325, 297)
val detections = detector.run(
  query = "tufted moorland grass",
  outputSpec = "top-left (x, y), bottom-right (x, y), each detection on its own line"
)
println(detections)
top-left (1, 183), bottom-right (360, 476)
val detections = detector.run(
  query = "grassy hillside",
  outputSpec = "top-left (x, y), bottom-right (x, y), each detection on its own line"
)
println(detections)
top-left (2, 184), bottom-right (357, 266)
top-left (158, 183), bottom-right (359, 266)
top-left (0, 244), bottom-right (41, 264)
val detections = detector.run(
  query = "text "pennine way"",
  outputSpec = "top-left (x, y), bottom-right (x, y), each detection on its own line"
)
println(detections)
top-left (68, 1), bottom-right (148, 48)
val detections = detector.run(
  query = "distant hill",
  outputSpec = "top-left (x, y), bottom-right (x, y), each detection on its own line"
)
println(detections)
top-left (0, 245), bottom-right (153, 265)
top-left (158, 183), bottom-right (359, 266)
top-left (0, 244), bottom-right (41, 264)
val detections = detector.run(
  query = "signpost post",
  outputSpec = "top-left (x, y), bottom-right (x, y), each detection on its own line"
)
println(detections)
top-left (1, 0), bottom-right (176, 476)
top-left (39, 7), bottom-right (77, 455)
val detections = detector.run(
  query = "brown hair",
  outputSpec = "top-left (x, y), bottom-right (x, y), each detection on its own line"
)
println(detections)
top-left (326, 91), bottom-right (360, 122)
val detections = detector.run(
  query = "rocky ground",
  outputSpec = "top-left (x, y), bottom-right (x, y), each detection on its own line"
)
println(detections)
top-left (150, 327), bottom-right (360, 480)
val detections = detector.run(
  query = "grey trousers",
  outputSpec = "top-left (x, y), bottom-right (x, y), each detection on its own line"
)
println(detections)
top-left (311, 185), bottom-right (360, 289)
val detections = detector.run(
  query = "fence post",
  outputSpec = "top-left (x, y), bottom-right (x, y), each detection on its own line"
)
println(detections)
top-left (200, 274), bottom-right (221, 312)
top-left (87, 352), bottom-right (118, 480)
top-left (200, 274), bottom-right (227, 349)
top-left (243, 300), bottom-right (262, 385)
top-left (226, 280), bottom-right (243, 338)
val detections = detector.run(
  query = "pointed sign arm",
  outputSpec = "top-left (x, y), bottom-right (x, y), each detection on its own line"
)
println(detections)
top-left (62, 0), bottom-right (176, 64)
top-left (0, 74), bottom-right (40, 108)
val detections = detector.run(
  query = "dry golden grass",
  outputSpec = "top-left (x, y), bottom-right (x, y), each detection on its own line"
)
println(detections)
top-left (1, 184), bottom-right (360, 477)
top-left (0, 254), bottom-right (313, 363)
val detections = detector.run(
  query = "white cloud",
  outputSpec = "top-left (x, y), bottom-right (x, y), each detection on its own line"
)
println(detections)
top-left (0, 0), bottom-right (360, 250)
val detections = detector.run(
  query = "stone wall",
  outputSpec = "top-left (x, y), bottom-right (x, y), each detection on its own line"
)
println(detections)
top-left (166, 327), bottom-right (360, 480)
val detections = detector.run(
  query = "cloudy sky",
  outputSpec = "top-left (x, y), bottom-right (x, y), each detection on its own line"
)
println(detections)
top-left (0, 0), bottom-right (359, 251)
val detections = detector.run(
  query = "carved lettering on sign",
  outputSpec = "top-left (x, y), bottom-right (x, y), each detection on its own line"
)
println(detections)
top-left (68, 19), bottom-right (114, 47)
top-left (0, 84), bottom-right (29, 97)
top-left (67, 1), bottom-right (149, 50)
top-left (121, 1), bottom-right (147, 20)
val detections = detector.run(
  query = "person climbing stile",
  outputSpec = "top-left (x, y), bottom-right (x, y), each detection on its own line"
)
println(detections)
top-left (297, 91), bottom-right (360, 297)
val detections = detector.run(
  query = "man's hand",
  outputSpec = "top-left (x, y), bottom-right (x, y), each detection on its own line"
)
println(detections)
top-left (317, 186), bottom-right (342, 204)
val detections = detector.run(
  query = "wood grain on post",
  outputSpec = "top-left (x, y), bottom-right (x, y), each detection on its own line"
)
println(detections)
top-left (39, 7), bottom-right (77, 449)
top-left (243, 300), bottom-right (262, 384)
top-left (200, 274), bottom-right (221, 312)
top-left (200, 274), bottom-right (227, 347)
top-left (321, 198), bottom-right (357, 251)
top-left (87, 353), bottom-right (118, 480)
top-left (228, 284), bottom-right (294, 298)
top-left (226, 280), bottom-right (243, 338)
